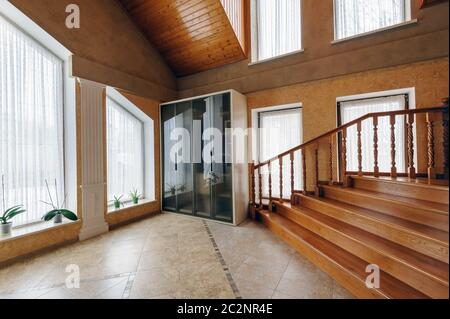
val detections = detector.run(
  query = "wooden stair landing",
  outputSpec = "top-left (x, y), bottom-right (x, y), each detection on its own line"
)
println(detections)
top-left (256, 176), bottom-right (449, 299)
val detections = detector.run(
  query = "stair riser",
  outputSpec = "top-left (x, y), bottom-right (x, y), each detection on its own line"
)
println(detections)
top-left (352, 178), bottom-right (449, 205)
top-left (258, 212), bottom-right (387, 299)
top-left (277, 204), bottom-right (449, 299)
top-left (298, 195), bottom-right (449, 264)
top-left (321, 187), bottom-right (449, 232)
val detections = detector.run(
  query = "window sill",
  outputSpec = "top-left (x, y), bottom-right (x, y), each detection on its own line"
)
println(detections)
top-left (249, 49), bottom-right (305, 66)
top-left (331, 19), bottom-right (418, 45)
top-left (107, 198), bottom-right (156, 215)
top-left (0, 219), bottom-right (80, 243)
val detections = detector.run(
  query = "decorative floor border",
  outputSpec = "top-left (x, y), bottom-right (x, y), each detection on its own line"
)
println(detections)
top-left (203, 221), bottom-right (242, 299)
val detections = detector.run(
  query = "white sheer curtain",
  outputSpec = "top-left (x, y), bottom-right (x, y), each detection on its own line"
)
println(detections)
top-left (0, 14), bottom-right (64, 226)
top-left (340, 95), bottom-right (406, 173)
top-left (106, 97), bottom-right (144, 202)
top-left (334, 0), bottom-right (408, 40)
top-left (254, 0), bottom-right (302, 61)
top-left (258, 108), bottom-right (302, 199)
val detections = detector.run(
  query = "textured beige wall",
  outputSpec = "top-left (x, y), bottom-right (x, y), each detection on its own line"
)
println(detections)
top-left (247, 58), bottom-right (449, 191)
top-left (178, 1), bottom-right (449, 98)
top-left (9, 0), bottom-right (177, 101)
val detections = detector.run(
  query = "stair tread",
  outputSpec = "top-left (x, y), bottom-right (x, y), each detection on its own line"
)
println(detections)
top-left (283, 202), bottom-right (449, 284)
top-left (306, 194), bottom-right (449, 244)
top-left (258, 210), bottom-right (428, 299)
top-left (322, 185), bottom-right (449, 214)
top-left (351, 176), bottom-right (450, 189)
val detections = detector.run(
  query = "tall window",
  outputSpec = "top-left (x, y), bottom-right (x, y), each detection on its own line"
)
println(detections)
top-left (0, 14), bottom-right (64, 226)
top-left (339, 95), bottom-right (407, 173)
top-left (252, 0), bottom-right (302, 62)
top-left (334, 0), bottom-right (410, 40)
top-left (258, 107), bottom-right (303, 198)
top-left (106, 97), bottom-right (144, 203)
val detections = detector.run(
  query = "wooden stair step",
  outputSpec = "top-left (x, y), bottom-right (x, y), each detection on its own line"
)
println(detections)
top-left (257, 210), bottom-right (428, 299)
top-left (295, 194), bottom-right (449, 263)
top-left (320, 185), bottom-right (449, 232)
top-left (276, 202), bottom-right (449, 298)
top-left (350, 176), bottom-right (449, 205)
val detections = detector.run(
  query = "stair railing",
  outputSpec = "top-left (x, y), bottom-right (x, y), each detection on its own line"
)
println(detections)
top-left (251, 100), bottom-right (449, 210)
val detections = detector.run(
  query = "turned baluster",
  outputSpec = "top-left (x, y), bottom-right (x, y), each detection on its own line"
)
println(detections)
top-left (251, 163), bottom-right (256, 207)
top-left (329, 136), bottom-right (333, 184)
top-left (443, 108), bottom-right (449, 180)
top-left (302, 150), bottom-right (307, 194)
top-left (426, 113), bottom-right (436, 180)
top-left (314, 145), bottom-right (319, 196)
top-left (357, 121), bottom-right (363, 177)
top-left (290, 152), bottom-right (295, 197)
top-left (407, 113), bottom-right (416, 179)
top-left (373, 116), bottom-right (379, 178)
top-left (268, 160), bottom-right (272, 200)
top-left (341, 128), bottom-right (348, 186)
top-left (258, 164), bottom-right (263, 208)
top-left (390, 115), bottom-right (397, 178)
top-left (279, 157), bottom-right (283, 201)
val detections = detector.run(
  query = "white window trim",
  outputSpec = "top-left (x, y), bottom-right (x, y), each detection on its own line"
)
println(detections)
top-left (106, 87), bottom-right (155, 212)
top-left (0, 1), bottom-right (77, 229)
top-left (251, 102), bottom-right (303, 163)
top-left (332, 0), bottom-right (415, 44)
top-left (250, 0), bottom-right (303, 64)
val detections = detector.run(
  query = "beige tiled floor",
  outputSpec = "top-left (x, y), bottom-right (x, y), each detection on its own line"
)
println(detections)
top-left (207, 220), bottom-right (354, 299)
top-left (0, 213), bottom-right (353, 299)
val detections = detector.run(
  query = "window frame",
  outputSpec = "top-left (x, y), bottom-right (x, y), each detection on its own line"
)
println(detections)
top-left (106, 96), bottom-right (146, 205)
top-left (105, 88), bottom-right (155, 213)
top-left (250, 0), bottom-right (303, 64)
top-left (335, 88), bottom-right (417, 179)
top-left (332, 0), bottom-right (414, 43)
top-left (0, 3), bottom-right (76, 229)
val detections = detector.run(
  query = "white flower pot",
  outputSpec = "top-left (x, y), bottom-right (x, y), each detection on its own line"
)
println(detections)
top-left (54, 214), bottom-right (63, 224)
top-left (0, 222), bottom-right (12, 236)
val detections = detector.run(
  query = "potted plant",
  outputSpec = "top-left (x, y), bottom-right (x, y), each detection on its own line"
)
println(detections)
top-left (41, 179), bottom-right (78, 224)
top-left (205, 171), bottom-right (219, 187)
top-left (1, 175), bottom-right (26, 236)
top-left (111, 195), bottom-right (124, 209)
top-left (165, 184), bottom-right (177, 196)
top-left (130, 189), bottom-right (142, 205)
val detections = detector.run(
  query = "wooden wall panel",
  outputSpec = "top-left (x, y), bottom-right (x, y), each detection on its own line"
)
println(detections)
top-left (119, 0), bottom-right (247, 76)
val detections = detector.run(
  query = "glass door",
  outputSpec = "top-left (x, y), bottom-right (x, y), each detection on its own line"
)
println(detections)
top-left (161, 102), bottom-right (193, 215)
top-left (162, 103), bottom-right (177, 212)
top-left (211, 94), bottom-right (232, 222)
top-left (175, 102), bottom-right (193, 215)
top-left (193, 98), bottom-right (212, 218)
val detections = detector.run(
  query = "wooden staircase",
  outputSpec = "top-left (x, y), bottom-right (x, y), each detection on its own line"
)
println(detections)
top-left (251, 102), bottom-right (449, 299)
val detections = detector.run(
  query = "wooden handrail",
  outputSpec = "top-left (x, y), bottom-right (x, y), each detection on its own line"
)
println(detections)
top-left (254, 106), bottom-right (448, 169)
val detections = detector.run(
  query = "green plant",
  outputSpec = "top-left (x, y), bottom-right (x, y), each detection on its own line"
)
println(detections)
top-left (165, 184), bottom-right (177, 196)
top-left (111, 195), bottom-right (124, 209)
top-left (41, 179), bottom-right (78, 222)
top-left (205, 171), bottom-right (219, 187)
top-left (177, 184), bottom-right (186, 192)
top-left (130, 189), bottom-right (142, 204)
top-left (1, 175), bottom-right (26, 225)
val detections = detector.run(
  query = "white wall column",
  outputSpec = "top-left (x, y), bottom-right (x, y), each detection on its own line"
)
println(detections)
top-left (78, 78), bottom-right (109, 241)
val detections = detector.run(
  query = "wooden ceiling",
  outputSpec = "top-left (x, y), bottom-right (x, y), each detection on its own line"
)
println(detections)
top-left (119, 0), bottom-right (247, 76)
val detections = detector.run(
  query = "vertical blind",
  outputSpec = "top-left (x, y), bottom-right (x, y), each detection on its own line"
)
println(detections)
top-left (254, 0), bottom-right (302, 62)
top-left (340, 95), bottom-right (406, 173)
top-left (258, 108), bottom-right (303, 198)
top-left (334, 0), bottom-right (408, 40)
top-left (106, 98), bottom-right (144, 203)
top-left (0, 14), bottom-right (64, 226)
